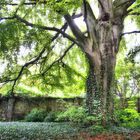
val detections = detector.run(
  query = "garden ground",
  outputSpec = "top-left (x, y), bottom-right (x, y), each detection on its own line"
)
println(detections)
top-left (0, 122), bottom-right (140, 140)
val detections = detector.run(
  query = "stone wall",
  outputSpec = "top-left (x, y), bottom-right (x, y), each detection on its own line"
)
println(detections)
top-left (0, 96), bottom-right (84, 120)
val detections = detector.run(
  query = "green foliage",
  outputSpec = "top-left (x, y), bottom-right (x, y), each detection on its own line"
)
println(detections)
top-left (56, 106), bottom-right (100, 125)
top-left (24, 108), bottom-right (47, 122)
top-left (130, 0), bottom-right (140, 29)
top-left (44, 112), bottom-right (60, 122)
top-left (110, 126), bottom-right (134, 135)
top-left (116, 109), bottom-right (140, 123)
top-left (0, 21), bottom-right (23, 55)
top-left (56, 106), bottom-right (86, 123)
top-left (121, 121), bottom-right (140, 130)
top-left (127, 46), bottom-right (140, 63)
top-left (88, 125), bottom-right (106, 135)
top-left (0, 122), bottom-right (80, 140)
top-left (46, 0), bottom-right (82, 15)
top-left (0, 0), bottom-right (86, 97)
top-left (127, 100), bottom-right (136, 109)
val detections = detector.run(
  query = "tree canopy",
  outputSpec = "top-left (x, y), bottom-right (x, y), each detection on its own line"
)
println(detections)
top-left (0, 0), bottom-right (140, 97)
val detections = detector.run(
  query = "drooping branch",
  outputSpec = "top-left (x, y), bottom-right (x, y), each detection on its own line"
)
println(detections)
top-left (0, 1), bottom-right (46, 6)
top-left (0, 15), bottom-right (78, 45)
top-left (0, 22), bottom-right (70, 93)
top-left (128, 12), bottom-right (140, 16)
top-left (0, 10), bottom-right (83, 93)
top-left (0, 78), bottom-right (16, 85)
top-left (0, 16), bottom-right (15, 21)
top-left (42, 42), bottom-right (75, 75)
top-left (9, 44), bottom-right (49, 94)
top-left (15, 15), bottom-right (79, 45)
top-left (127, 3), bottom-right (140, 14)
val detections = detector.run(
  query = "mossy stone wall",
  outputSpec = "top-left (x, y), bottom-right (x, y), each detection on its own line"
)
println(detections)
top-left (0, 96), bottom-right (84, 120)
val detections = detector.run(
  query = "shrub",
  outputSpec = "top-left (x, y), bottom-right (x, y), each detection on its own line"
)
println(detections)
top-left (44, 112), bottom-right (60, 122)
top-left (56, 106), bottom-right (86, 123)
top-left (116, 109), bottom-right (140, 123)
top-left (82, 116), bottom-right (101, 126)
top-left (56, 106), bottom-right (100, 125)
top-left (89, 125), bottom-right (106, 135)
top-left (24, 108), bottom-right (47, 122)
top-left (121, 121), bottom-right (140, 129)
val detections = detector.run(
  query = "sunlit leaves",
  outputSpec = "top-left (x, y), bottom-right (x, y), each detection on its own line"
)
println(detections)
top-left (129, 0), bottom-right (140, 28)
top-left (0, 21), bottom-right (21, 54)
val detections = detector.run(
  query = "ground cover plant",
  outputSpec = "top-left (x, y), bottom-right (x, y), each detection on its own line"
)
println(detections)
top-left (0, 0), bottom-right (140, 125)
top-left (0, 122), bottom-right (139, 140)
top-left (0, 122), bottom-right (80, 140)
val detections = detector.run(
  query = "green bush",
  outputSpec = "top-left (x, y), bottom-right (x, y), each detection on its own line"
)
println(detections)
top-left (44, 112), bottom-right (60, 122)
top-left (24, 108), bottom-right (47, 122)
top-left (82, 115), bottom-right (101, 126)
top-left (56, 106), bottom-right (100, 125)
top-left (89, 125), bottom-right (106, 135)
top-left (56, 106), bottom-right (86, 123)
top-left (116, 109), bottom-right (140, 123)
top-left (121, 121), bottom-right (140, 129)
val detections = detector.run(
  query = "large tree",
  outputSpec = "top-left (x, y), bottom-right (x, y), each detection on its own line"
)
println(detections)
top-left (0, 0), bottom-right (140, 124)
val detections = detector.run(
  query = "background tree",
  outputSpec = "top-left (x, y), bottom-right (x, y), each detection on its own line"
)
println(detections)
top-left (115, 40), bottom-right (140, 109)
top-left (0, 0), bottom-right (140, 125)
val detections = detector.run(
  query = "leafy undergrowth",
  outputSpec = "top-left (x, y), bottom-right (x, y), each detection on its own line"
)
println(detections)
top-left (0, 122), bottom-right (81, 140)
top-left (0, 122), bottom-right (140, 140)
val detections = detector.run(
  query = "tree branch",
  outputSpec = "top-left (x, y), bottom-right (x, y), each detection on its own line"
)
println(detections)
top-left (113, 0), bottom-right (135, 8)
top-left (113, 0), bottom-right (136, 17)
top-left (0, 16), bottom-right (15, 21)
top-left (0, 22), bottom-right (70, 93)
top-left (97, 0), bottom-right (105, 11)
top-left (64, 14), bottom-right (85, 45)
top-left (122, 30), bottom-right (140, 36)
top-left (14, 15), bottom-right (79, 45)
top-left (128, 12), bottom-right (140, 16)
top-left (82, 0), bottom-right (98, 46)
top-left (42, 43), bottom-right (75, 75)
top-left (0, 2), bottom-right (46, 6)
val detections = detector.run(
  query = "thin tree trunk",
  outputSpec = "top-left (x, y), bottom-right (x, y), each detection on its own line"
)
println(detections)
top-left (137, 98), bottom-right (140, 113)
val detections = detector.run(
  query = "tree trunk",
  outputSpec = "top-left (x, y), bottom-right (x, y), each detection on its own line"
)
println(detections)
top-left (86, 58), bottom-right (116, 126)
top-left (85, 19), bottom-right (119, 126)
top-left (137, 98), bottom-right (140, 113)
top-left (86, 67), bottom-right (98, 115)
